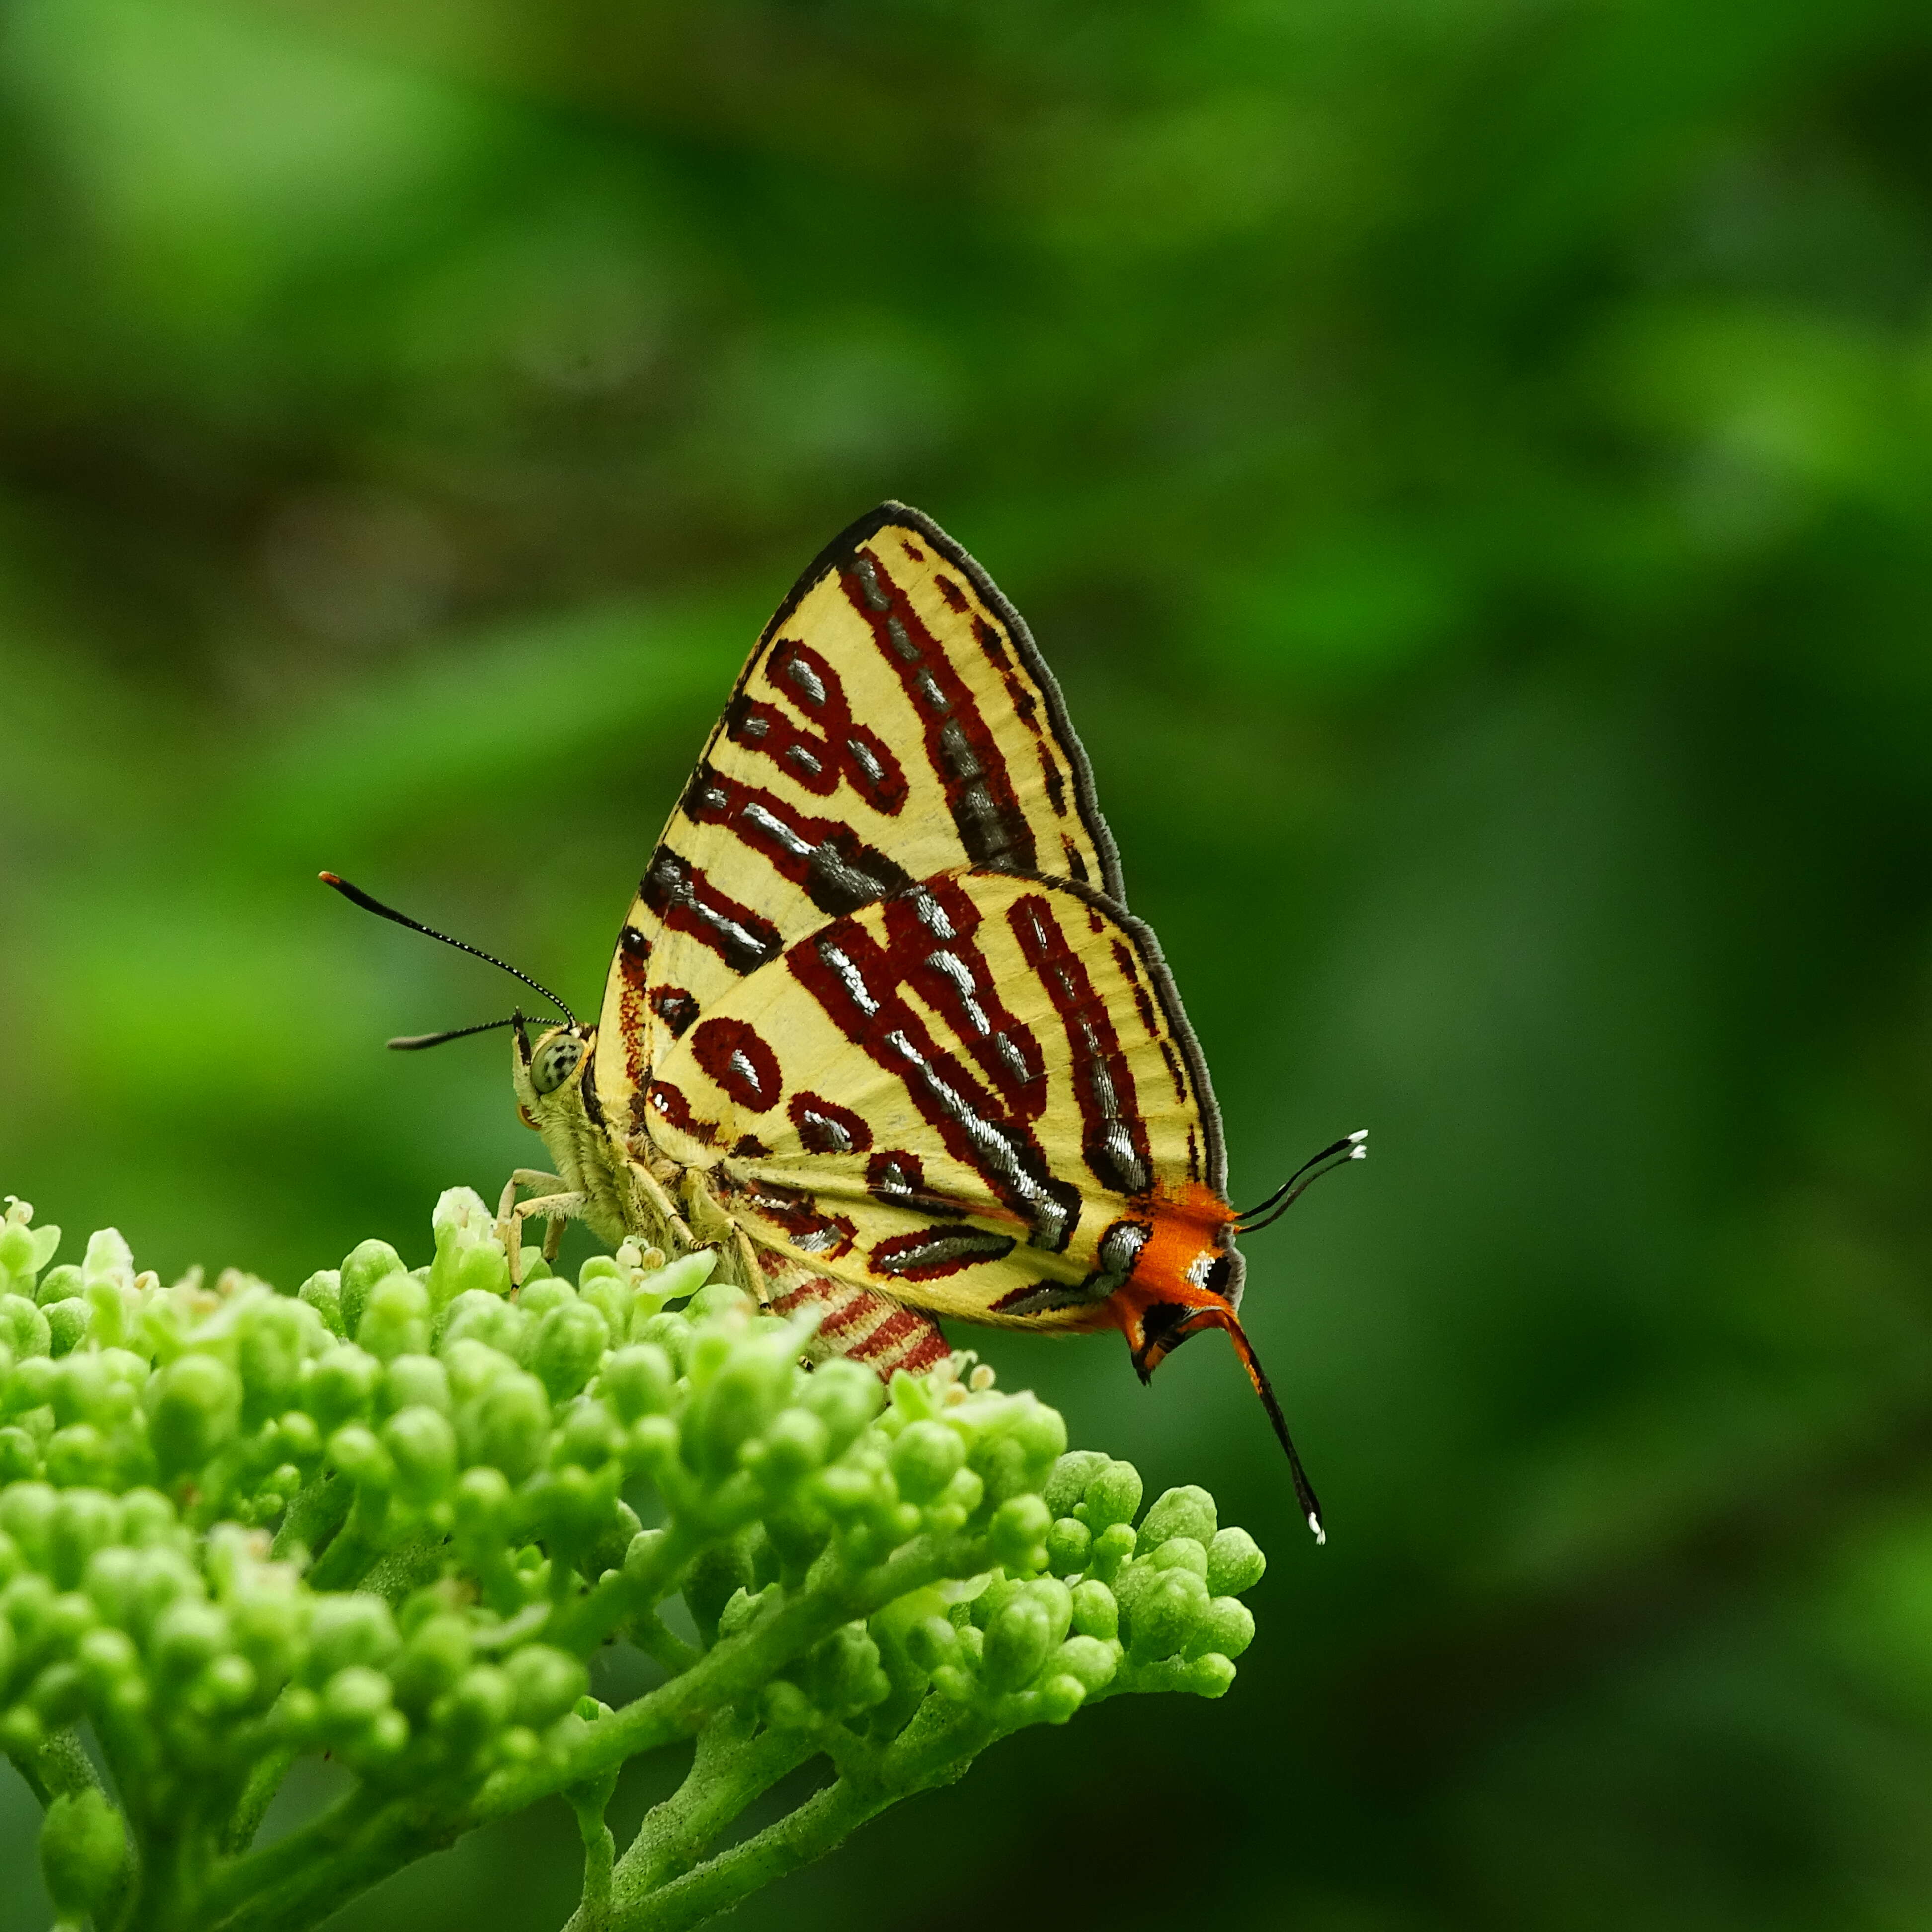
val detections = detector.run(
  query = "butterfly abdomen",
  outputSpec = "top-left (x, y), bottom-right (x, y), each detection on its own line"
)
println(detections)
top-left (770, 1273), bottom-right (952, 1379)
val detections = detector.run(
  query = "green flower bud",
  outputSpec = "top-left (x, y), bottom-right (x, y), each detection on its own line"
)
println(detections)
top-left (635, 1312), bottom-right (692, 1376)
top-left (44, 1299), bottom-right (90, 1356)
top-left (383, 1354), bottom-right (451, 1417)
top-left (47, 1425), bottom-right (121, 1490)
top-left (600, 1345), bottom-right (675, 1423)
top-left (1076, 1458), bottom-right (1142, 1532)
top-left (518, 1278), bottom-right (576, 1320)
top-left (52, 1352), bottom-right (138, 1431)
top-left (306, 1345), bottom-right (383, 1435)
top-left (273, 1409), bottom-right (322, 1468)
top-left (1046, 1516), bottom-right (1091, 1577)
top-left (625, 1414), bottom-right (680, 1480)
top-left (38, 1788), bottom-right (125, 1922)
top-left (504, 1643), bottom-right (587, 1729)
top-left (1089, 1521), bottom-right (1137, 1581)
top-left (797, 1357), bottom-right (882, 1457)
top-left (1137, 1484), bottom-right (1216, 1551)
top-left (904, 1615), bottom-right (958, 1672)
top-left (358, 1273), bottom-right (431, 1362)
top-left (1126, 1567), bottom-right (1209, 1661)
top-left (1036, 1672), bottom-right (1087, 1723)
top-left (322, 1664), bottom-right (393, 1735)
top-left (533, 1301), bottom-right (610, 1402)
top-left (1054, 1633), bottom-right (1118, 1692)
top-left (803, 1623), bottom-right (888, 1714)
top-left (1206, 1526), bottom-right (1266, 1597)
top-left (349, 1705), bottom-right (412, 1770)
top-left (203, 1652), bottom-right (259, 1712)
top-left (30, 1659), bottom-right (87, 1724)
top-left (1021, 1577), bottom-right (1073, 1647)
top-left (1069, 1579), bottom-right (1118, 1642)
top-left (684, 1537), bottom-right (754, 1646)
top-left (989, 1493), bottom-right (1052, 1573)
top-left (761, 1678), bottom-right (816, 1729)
top-left (307, 1594), bottom-right (400, 1680)
top-left (237, 1299), bottom-right (310, 1425)
top-left (891, 1420), bottom-right (964, 1504)
top-left (0, 1294), bottom-right (52, 1361)
top-left (229, 1590), bottom-right (306, 1687)
top-left (1187, 1652), bottom-right (1237, 1698)
top-left (439, 1293), bottom-right (529, 1363)
top-left (683, 1338), bottom-right (792, 1480)
top-left (557, 1399), bottom-right (622, 1471)
top-left (328, 1425), bottom-right (394, 1498)
top-left (76, 1626), bottom-right (140, 1701)
top-left (297, 1270), bottom-right (344, 1337)
top-left (339, 1240), bottom-right (406, 1339)
top-left (1044, 1450), bottom-right (1108, 1519)
top-left (49, 1489), bottom-right (120, 1591)
top-left (575, 1263), bottom-right (632, 1343)
top-left (0, 1220), bottom-right (38, 1283)
top-left (449, 1239), bottom-right (510, 1305)
top-left (433, 1663), bottom-right (514, 1753)
top-left (983, 1592), bottom-right (1053, 1691)
top-left (686, 1282), bottom-right (751, 1324)
top-left (1187, 1595), bottom-right (1255, 1660)
top-left (641, 1249), bottom-right (717, 1310)
top-left (391, 1613), bottom-right (473, 1713)
top-left (385, 1406), bottom-right (458, 1505)
top-left (151, 1599), bottom-right (229, 1680)
top-left (1151, 1535), bottom-right (1208, 1579)
top-left (0, 1427), bottom-right (36, 1481)
top-left (468, 1372), bottom-right (550, 1483)
top-left (746, 1406), bottom-right (830, 1489)
top-left (35, 1264), bottom-right (82, 1310)
top-left (1, 1481), bottom-right (57, 1567)
top-left (119, 1489), bottom-right (174, 1548)
top-left (453, 1465), bottom-right (514, 1555)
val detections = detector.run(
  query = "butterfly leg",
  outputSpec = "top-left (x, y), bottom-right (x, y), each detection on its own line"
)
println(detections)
top-left (505, 1191), bottom-right (588, 1287)
top-left (497, 1169), bottom-right (565, 1231)
top-left (627, 1162), bottom-right (701, 1257)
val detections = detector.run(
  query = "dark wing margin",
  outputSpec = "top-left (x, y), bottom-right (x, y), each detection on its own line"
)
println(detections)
top-left (1038, 869), bottom-right (1230, 1198)
top-left (750, 501), bottom-right (1127, 904)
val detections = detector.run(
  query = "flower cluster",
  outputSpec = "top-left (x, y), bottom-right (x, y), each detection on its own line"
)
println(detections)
top-left (0, 1191), bottom-right (1266, 1932)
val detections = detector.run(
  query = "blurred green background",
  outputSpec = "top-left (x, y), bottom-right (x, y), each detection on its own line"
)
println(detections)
top-left (7, 0), bottom-right (1932, 1925)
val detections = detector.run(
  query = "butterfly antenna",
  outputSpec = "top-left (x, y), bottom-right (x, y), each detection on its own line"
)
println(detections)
top-left (1235, 1129), bottom-right (1368, 1232)
top-left (1183, 1305), bottom-right (1325, 1544)
top-left (320, 873), bottom-right (578, 1027)
top-left (388, 1016), bottom-right (530, 1052)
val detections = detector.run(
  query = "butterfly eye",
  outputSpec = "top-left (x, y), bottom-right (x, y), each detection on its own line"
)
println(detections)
top-left (530, 1033), bottom-right (585, 1097)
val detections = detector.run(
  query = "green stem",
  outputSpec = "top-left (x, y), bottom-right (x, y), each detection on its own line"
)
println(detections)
top-left (613, 1777), bottom-right (888, 1932)
top-left (219, 1748), bottom-right (295, 1857)
top-left (478, 1530), bottom-right (976, 1825)
top-left (269, 1473), bottom-right (349, 1563)
top-left (579, 1713), bottom-right (816, 1925)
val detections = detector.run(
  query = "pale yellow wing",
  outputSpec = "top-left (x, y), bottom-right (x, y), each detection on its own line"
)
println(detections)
top-left (637, 867), bottom-right (1237, 1331)
top-left (593, 504), bottom-right (1121, 1138)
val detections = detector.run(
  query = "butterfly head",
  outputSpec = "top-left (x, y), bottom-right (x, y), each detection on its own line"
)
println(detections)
top-left (511, 1017), bottom-right (596, 1129)
top-left (1102, 1186), bottom-right (1327, 1544)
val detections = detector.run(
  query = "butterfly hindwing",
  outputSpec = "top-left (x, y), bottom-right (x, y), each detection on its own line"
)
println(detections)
top-left (593, 504), bottom-right (1122, 1143)
top-left (638, 867), bottom-right (1234, 1330)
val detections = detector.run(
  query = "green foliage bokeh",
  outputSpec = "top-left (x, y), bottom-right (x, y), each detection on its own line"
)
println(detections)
top-left (5, 1), bottom-right (1932, 1927)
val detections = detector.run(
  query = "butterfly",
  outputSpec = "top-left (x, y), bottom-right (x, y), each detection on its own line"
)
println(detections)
top-left (324, 503), bottom-right (1362, 1541)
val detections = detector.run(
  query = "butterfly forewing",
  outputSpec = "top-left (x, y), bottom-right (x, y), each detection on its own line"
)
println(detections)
top-left (639, 867), bottom-right (1233, 1329)
top-left (593, 505), bottom-right (1122, 1142)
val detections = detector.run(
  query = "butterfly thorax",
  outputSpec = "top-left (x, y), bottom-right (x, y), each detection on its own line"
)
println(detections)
top-left (512, 1024), bottom-right (649, 1252)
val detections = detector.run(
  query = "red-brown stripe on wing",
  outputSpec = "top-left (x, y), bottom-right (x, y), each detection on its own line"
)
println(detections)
top-left (839, 545), bottom-right (1039, 875)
